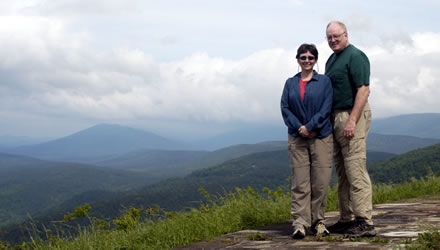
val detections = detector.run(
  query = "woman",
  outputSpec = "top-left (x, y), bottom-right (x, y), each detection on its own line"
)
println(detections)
top-left (280, 44), bottom-right (333, 239)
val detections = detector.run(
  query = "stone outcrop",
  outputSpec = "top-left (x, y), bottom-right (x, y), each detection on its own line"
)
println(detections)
top-left (176, 199), bottom-right (440, 249)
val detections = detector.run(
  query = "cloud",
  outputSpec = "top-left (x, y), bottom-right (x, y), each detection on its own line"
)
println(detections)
top-left (366, 32), bottom-right (440, 118)
top-left (156, 49), bottom-right (294, 122)
top-left (1, 9), bottom-right (440, 137)
top-left (0, 15), bottom-right (295, 127)
top-left (5, 0), bottom-right (143, 16)
top-left (287, 0), bottom-right (304, 6)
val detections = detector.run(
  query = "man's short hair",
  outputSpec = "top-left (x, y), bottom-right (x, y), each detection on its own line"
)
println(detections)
top-left (326, 21), bottom-right (347, 33)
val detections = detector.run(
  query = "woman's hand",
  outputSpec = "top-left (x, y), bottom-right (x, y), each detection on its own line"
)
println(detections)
top-left (307, 132), bottom-right (317, 138)
top-left (299, 126), bottom-right (318, 139)
top-left (298, 125), bottom-right (310, 137)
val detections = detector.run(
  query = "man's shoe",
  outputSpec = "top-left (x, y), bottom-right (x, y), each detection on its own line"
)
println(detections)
top-left (292, 225), bottom-right (306, 239)
top-left (314, 222), bottom-right (330, 236)
top-left (327, 220), bottom-right (355, 234)
top-left (345, 219), bottom-right (376, 237)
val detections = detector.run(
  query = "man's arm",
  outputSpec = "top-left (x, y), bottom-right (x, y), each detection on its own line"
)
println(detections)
top-left (344, 85), bottom-right (370, 139)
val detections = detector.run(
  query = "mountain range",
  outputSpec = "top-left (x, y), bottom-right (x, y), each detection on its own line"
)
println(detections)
top-left (1, 113), bottom-right (440, 244)
top-left (2, 119), bottom-right (439, 164)
top-left (2, 124), bottom-right (186, 162)
top-left (0, 153), bottom-right (153, 227)
top-left (0, 141), bottom-right (295, 228)
top-left (0, 114), bottom-right (438, 226)
top-left (0, 136), bottom-right (53, 148)
top-left (4, 141), bottom-right (440, 245)
top-left (367, 133), bottom-right (440, 154)
top-left (0, 139), bottom-right (400, 229)
top-left (371, 113), bottom-right (440, 139)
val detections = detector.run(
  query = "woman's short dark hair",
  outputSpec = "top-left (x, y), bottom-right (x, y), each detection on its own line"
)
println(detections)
top-left (296, 44), bottom-right (318, 60)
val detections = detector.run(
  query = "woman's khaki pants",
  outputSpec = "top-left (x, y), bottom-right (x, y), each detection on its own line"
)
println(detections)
top-left (288, 134), bottom-right (333, 228)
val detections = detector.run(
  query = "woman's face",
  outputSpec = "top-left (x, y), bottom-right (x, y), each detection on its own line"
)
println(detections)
top-left (297, 51), bottom-right (316, 72)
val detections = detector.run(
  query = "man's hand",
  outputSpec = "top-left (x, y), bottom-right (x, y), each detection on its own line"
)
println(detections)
top-left (344, 85), bottom-right (369, 140)
top-left (344, 119), bottom-right (356, 139)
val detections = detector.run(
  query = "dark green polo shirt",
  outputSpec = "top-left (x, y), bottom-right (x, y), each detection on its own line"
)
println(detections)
top-left (325, 44), bottom-right (370, 110)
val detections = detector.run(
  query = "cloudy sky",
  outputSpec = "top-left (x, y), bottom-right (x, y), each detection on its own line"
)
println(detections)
top-left (1, 0), bottom-right (440, 139)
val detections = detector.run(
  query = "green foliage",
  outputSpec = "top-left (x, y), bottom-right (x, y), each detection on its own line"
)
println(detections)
top-left (372, 174), bottom-right (440, 205)
top-left (366, 236), bottom-right (390, 244)
top-left (0, 241), bottom-right (11, 250)
top-left (325, 185), bottom-right (339, 212)
top-left (402, 225), bottom-right (440, 250)
top-left (21, 186), bottom-right (290, 249)
top-left (328, 174), bottom-right (440, 213)
top-left (322, 235), bottom-right (344, 242)
top-left (62, 204), bottom-right (91, 222)
top-left (56, 203), bottom-right (110, 235)
top-left (113, 207), bottom-right (143, 231)
top-left (4, 174), bottom-right (440, 249)
top-left (247, 232), bottom-right (270, 241)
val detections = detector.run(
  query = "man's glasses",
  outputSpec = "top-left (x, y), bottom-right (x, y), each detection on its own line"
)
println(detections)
top-left (299, 56), bottom-right (316, 61)
top-left (326, 32), bottom-right (345, 41)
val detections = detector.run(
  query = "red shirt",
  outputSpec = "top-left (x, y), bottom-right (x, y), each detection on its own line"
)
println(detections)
top-left (299, 78), bottom-right (308, 102)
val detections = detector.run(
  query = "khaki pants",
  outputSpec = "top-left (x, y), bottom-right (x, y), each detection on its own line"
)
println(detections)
top-left (332, 103), bottom-right (373, 225)
top-left (288, 134), bottom-right (333, 228)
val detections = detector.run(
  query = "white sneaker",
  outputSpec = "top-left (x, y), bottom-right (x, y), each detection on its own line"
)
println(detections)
top-left (292, 225), bottom-right (306, 239)
top-left (315, 222), bottom-right (330, 236)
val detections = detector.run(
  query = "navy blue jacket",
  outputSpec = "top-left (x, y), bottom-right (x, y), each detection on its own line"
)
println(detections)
top-left (280, 71), bottom-right (333, 138)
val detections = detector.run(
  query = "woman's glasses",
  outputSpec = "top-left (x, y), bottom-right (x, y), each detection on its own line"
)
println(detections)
top-left (299, 56), bottom-right (315, 61)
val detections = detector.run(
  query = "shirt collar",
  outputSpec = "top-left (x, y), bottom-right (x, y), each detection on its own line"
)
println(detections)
top-left (294, 70), bottom-right (319, 81)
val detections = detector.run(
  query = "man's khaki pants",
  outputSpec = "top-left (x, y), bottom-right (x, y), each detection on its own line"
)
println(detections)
top-left (333, 103), bottom-right (373, 225)
top-left (288, 134), bottom-right (333, 228)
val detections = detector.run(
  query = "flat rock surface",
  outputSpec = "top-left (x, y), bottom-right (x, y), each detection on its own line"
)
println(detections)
top-left (175, 199), bottom-right (440, 249)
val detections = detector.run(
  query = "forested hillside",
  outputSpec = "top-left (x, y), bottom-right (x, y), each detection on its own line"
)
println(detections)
top-left (0, 153), bottom-right (150, 227)
top-left (368, 143), bottom-right (440, 183)
top-left (0, 147), bottom-right (401, 243)
top-left (2, 139), bottom-right (439, 244)
top-left (26, 149), bottom-right (398, 224)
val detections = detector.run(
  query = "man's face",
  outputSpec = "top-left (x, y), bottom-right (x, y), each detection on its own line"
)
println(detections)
top-left (326, 24), bottom-right (348, 53)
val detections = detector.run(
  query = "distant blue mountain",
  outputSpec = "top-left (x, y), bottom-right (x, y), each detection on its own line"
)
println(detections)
top-left (371, 113), bottom-right (440, 139)
top-left (190, 113), bottom-right (440, 150)
top-left (5, 124), bottom-right (186, 162)
top-left (0, 136), bottom-right (52, 147)
top-left (192, 124), bottom-right (286, 150)
top-left (367, 133), bottom-right (440, 154)
top-left (3, 113), bottom-right (439, 162)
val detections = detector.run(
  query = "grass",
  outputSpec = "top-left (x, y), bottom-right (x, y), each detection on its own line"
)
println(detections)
top-left (247, 232), bottom-right (271, 241)
top-left (4, 175), bottom-right (440, 249)
top-left (22, 186), bottom-right (290, 250)
top-left (397, 224), bottom-right (440, 250)
top-left (372, 175), bottom-right (440, 205)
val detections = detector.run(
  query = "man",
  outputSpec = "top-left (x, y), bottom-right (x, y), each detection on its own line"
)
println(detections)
top-left (325, 21), bottom-right (376, 237)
